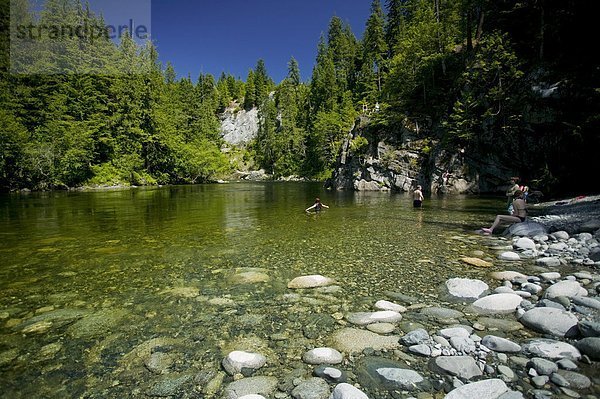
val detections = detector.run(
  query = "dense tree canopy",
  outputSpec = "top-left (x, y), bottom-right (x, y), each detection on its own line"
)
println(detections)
top-left (1, 0), bottom-right (598, 195)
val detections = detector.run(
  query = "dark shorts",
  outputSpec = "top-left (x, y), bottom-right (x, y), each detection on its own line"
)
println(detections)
top-left (413, 200), bottom-right (422, 208)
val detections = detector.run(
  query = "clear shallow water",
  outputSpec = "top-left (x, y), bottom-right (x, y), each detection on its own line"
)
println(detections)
top-left (0, 182), bottom-right (513, 398)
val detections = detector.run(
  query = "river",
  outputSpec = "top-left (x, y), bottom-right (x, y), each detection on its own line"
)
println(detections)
top-left (0, 182), bottom-right (518, 398)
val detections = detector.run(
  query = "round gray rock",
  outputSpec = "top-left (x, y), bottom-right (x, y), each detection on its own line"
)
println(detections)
top-left (519, 307), bottom-right (579, 338)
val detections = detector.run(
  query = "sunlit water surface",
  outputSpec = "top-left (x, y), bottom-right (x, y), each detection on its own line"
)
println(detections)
top-left (0, 182), bottom-right (532, 398)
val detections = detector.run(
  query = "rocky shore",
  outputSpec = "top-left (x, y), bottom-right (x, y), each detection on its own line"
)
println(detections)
top-left (201, 196), bottom-right (600, 399)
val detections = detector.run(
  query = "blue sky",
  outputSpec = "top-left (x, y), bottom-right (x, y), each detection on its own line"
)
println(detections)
top-left (149, 0), bottom-right (371, 83)
top-left (26, 0), bottom-right (370, 81)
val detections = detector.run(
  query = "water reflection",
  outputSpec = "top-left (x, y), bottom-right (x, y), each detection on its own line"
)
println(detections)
top-left (0, 183), bottom-right (506, 398)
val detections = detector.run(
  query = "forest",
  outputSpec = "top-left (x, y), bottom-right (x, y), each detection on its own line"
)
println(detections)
top-left (1, 0), bottom-right (598, 195)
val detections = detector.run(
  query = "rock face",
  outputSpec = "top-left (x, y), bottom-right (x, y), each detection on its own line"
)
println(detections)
top-left (220, 106), bottom-right (259, 146)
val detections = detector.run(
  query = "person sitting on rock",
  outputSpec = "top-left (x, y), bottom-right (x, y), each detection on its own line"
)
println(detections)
top-left (482, 190), bottom-right (527, 234)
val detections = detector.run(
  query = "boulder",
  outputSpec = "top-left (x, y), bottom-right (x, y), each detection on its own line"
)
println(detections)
top-left (444, 378), bottom-right (509, 399)
top-left (519, 307), bottom-right (579, 338)
top-left (429, 356), bottom-right (482, 380)
top-left (468, 294), bottom-right (523, 315)
top-left (505, 221), bottom-right (548, 237)
top-left (329, 383), bottom-right (369, 399)
top-left (575, 337), bottom-right (600, 360)
top-left (444, 278), bottom-right (489, 302)
top-left (522, 339), bottom-right (581, 360)
top-left (545, 280), bottom-right (587, 299)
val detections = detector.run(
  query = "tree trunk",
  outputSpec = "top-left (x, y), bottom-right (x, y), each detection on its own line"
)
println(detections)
top-left (475, 7), bottom-right (485, 43)
top-left (466, 9), bottom-right (473, 52)
top-left (539, 0), bottom-right (545, 60)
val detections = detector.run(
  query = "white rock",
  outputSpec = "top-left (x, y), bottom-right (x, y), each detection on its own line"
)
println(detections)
top-left (287, 275), bottom-right (336, 289)
top-left (552, 231), bottom-right (570, 240)
top-left (439, 327), bottom-right (471, 339)
top-left (490, 271), bottom-right (527, 281)
top-left (514, 237), bottom-right (536, 250)
top-left (445, 278), bottom-right (489, 301)
top-left (469, 294), bottom-right (523, 315)
top-left (222, 351), bottom-right (267, 376)
top-left (498, 252), bottom-right (521, 261)
top-left (536, 257), bottom-right (561, 267)
top-left (522, 339), bottom-right (581, 360)
top-left (375, 300), bottom-right (407, 313)
top-left (545, 280), bottom-right (587, 299)
top-left (329, 383), bottom-right (369, 399)
top-left (346, 311), bottom-right (402, 325)
top-left (540, 272), bottom-right (561, 281)
top-left (444, 378), bottom-right (509, 399)
top-left (432, 356), bottom-right (483, 380)
top-left (302, 347), bottom-right (343, 365)
top-left (376, 367), bottom-right (424, 389)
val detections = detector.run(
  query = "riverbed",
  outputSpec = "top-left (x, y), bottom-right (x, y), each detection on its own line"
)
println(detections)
top-left (0, 183), bottom-right (596, 398)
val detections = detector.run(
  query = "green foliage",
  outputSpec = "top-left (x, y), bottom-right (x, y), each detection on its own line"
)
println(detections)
top-left (350, 135), bottom-right (369, 155)
top-left (444, 31), bottom-right (524, 152)
top-left (4, 0), bottom-right (597, 194)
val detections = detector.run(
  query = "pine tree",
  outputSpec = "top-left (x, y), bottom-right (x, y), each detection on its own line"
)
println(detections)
top-left (363, 0), bottom-right (388, 98)
top-left (287, 57), bottom-right (301, 86)
top-left (244, 69), bottom-right (256, 109)
top-left (385, 0), bottom-right (413, 57)
top-left (254, 59), bottom-right (271, 107)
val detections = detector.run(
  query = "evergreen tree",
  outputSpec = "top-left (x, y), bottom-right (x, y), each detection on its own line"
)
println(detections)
top-left (362, 0), bottom-right (388, 99)
top-left (254, 59), bottom-right (271, 107)
top-left (309, 36), bottom-right (337, 113)
top-left (385, 0), bottom-right (413, 57)
top-left (243, 69), bottom-right (256, 109)
top-left (287, 57), bottom-right (301, 86)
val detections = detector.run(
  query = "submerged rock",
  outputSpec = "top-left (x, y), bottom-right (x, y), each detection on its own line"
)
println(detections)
top-left (329, 328), bottom-right (400, 353)
top-left (346, 310), bottom-right (402, 325)
top-left (288, 275), bottom-right (336, 289)
top-left (224, 376), bottom-right (278, 399)
top-left (222, 351), bottom-right (267, 376)
top-left (302, 347), bottom-right (343, 365)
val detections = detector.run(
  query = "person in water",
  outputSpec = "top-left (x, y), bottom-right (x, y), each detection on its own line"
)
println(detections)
top-left (482, 189), bottom-right (527, 234)
top-left (306, 197), bottom-right (329, 213)
top-left (413, 185), bottom-right (424, 208)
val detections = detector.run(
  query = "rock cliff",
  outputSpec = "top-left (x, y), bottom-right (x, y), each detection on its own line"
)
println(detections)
top-left (328, 117), bottom-right (517, 194)
top-left (219, 105), bottom-right (259, 146)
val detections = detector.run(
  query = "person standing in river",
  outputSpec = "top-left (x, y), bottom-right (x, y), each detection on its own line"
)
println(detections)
top-left (306, 197), bottom-right (329, 213)
top-left (413, 185), bottom-right (424, 208)
top-left (482, 189), bottom-right (527, 234)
